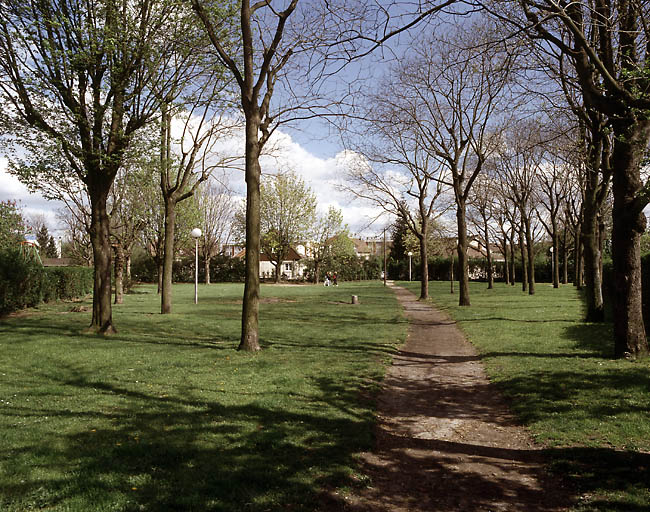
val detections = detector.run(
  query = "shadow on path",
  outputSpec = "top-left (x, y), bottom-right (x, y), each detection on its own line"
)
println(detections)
top-left (334, 284), bottom-right (572, 512)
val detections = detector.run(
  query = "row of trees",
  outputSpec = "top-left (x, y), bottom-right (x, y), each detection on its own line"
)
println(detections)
top-left (342, 4), bottom-right (650, 360)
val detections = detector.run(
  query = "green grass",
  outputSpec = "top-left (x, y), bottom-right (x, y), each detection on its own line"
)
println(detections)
top-left (401, 280), bottom-right (650, 512)
top-left (0, 281), bottom-right (406, 512)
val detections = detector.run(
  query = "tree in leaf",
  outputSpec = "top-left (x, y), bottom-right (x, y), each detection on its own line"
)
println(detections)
top-left (46, 236), bottom-right (58, 258)
top-left (309, 206), bottom-right (347, 284)
top-left (0, 200), bottom-right (25, 250)
top-left (259, 171), bottom-right (317, 283)
top-left (0, 0), bottom-right (208, 334)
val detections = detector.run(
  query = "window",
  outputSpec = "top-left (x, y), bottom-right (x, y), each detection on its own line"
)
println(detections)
top-left (285, 263), bottom-right (291, 271)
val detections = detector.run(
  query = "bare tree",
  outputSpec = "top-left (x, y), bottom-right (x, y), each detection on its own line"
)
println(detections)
top-left (535, 138), bottom-right (570, 289)
top-left (196, 176), bottom-right (235, 285)
top-left (343, 125), bottom-right (448, 300)
top-left (58, 205), bottom-right (92, 266)
top-left (391, 22), bottom-right (514, 305)
top-left (159, 88), bottom-right (239, 314)
top-left (494, 0), bottom-right (650, 358)
top-left (496, 123), bottom-right (545, 295)
top-left (191, 0), bottom-right (465, 351)
top-left (468, 175), bottom-right (496, 289)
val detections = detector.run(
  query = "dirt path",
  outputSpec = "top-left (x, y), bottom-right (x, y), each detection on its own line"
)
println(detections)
top-left (337, 283), bottom-right (570, 512)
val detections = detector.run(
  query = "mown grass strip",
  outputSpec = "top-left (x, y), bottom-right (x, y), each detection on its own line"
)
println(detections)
top-left (0, 281), bottom-right (405, 512)
top-left (402, 280), bottom-right (650, 511)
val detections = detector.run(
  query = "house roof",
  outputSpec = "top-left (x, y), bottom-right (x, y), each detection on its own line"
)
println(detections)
top-left (234, 246), bottom-right (303, 262)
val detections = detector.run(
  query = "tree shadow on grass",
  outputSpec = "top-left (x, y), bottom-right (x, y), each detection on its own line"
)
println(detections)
top-left (1, 367), bottom-right (379, 512)
top-left (486, 367), bottom-right (650, 425)
top-left (563, 322), bottom-right (615, 358)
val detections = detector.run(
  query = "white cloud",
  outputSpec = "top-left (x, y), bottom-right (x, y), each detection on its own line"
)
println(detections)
top-left (0, 157), bottom-right (63, 231)
top-left (256, 132), bottom-right (389, 235)
top-left (1, 124), bottom-right (387, 237)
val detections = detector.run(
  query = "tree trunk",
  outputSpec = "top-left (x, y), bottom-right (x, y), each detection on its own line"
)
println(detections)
top-left (418, 231), bottom-right (429, 300)
top-left (562, 228), bottom-right (568, 285)
top-left (126, 253), bottom-right (132, 285)
top-left (314, 260), bottom-right (321, 284)
top-left (510, 233), bottom-right (516, 286)
top-left (114, 243), bottom-right (125, 305)
top-left (161, 198), bottom-right (176, 314)
top-left (502, 236), bottom-right (509, 285)
top-left (552, 220), bottom-right (559, 289)
top-left (519, 229), bottom-right (527, 293)
top-left (582, 198), bottom-right (604, 321)
top-left (239, 116), bottom-right (262, 352)
top-left (157, 259), bottom-right (163, 294)
top-left (89, 186), bottom-right (116, 334)
top-left (524, 216), bottom-right (535, 295)
top-left (204, 254), bottom-right (211, 285)
top-left (610, 120), bottom-right (650, 359)
top-left (484, 223), bottom-right (493, 289)
top-left (575, 227), bottom-right (583, 289)
top-left (456, 202), bottom-right (470, 306)
top-left (449, 256), bottom-right (454, 294)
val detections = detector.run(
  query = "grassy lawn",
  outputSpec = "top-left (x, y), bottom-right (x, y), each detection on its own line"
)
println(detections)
top-left (0, 281), bottom-right (406, 512)
top-left (401, 280), bottom-right (650, 512)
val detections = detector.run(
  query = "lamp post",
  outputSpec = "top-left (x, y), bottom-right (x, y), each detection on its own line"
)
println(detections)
top-left (191, 228), bottom-right (202, 304)
top-left (408, 251), bottom-right (413, 281)
top-left (549, 246), bottom-right (554, 287)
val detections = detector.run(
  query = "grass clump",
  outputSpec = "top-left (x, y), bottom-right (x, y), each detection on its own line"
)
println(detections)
top-left (404, 280), bottom-right (650, 511)
top-left (0, 281), bottom-right (405, 512)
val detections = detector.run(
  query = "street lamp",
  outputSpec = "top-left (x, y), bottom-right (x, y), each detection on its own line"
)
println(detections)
top-left (549, 246), bottom-right (554, 286)
top-left (191, 228), bottom-right (202, 304)
top-left (408, 251), bottom-right (413, 281)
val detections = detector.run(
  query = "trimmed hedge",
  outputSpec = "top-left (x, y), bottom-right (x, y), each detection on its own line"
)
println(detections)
top-left (0, 248), bottom-right (93, 315)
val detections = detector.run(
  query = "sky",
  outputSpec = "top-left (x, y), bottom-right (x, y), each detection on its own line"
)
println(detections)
top-left (0, 4), bottom-right (457, 241)
top-left (0, 125), bottom-right (391, 240)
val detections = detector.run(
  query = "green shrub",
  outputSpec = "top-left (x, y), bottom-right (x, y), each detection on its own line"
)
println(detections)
top-left (0, 247), bottom-right (93, 315)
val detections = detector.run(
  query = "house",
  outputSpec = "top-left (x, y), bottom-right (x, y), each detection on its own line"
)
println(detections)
top-left (234, 246), bottom-right (306, 280)
top-left (350, 237), bottom-right (393, 259)
top-left (221, 243), bottom-right (245, 257)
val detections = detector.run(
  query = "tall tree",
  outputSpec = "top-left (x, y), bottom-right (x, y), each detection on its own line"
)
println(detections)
top-left (196, 176), bottom-right (235, 285)
top-left (258, 171), bottom-right (316, 283)
top-left (159, 85), bottom-right (237, 314)
top-left (393, 22), bottom-right (514, 305)
top-left (343, 137), bottom-right (448, 300)
top-left (0, 0), bottom-right (203, 333)
top-left (310, 206), bottom-right (347, 284)
top-left (496, 0), bottom-right (650, 358)
top-left (535, 138), bottom-right (570, 289)
top-left (191, 0), bottom-right (463, 351)
top-left (468, 175), bottom-right (496, 289)
top-left (496, 123), bottom-right (544, 295)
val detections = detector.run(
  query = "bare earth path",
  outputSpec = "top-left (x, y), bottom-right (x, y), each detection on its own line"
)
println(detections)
top-left (336, 283), bottom-right (570, 512)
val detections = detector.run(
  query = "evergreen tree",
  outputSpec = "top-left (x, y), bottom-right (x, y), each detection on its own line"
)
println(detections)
top-left (0, 200), bottom-right (25, 250)
top-left (390, 211), bottom-right (409, 261)
top-left (36, 225), bottom-right (50, 255)
top-left (46, 236), bottom-right (58, 258)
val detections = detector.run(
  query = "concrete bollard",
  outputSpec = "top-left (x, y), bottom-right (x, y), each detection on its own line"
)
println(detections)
top-left (351, 295), bottom-right (359, 304)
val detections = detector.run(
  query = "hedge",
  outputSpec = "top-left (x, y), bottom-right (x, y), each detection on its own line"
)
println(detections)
top-left (0, 248), bottom-right (94, 315)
